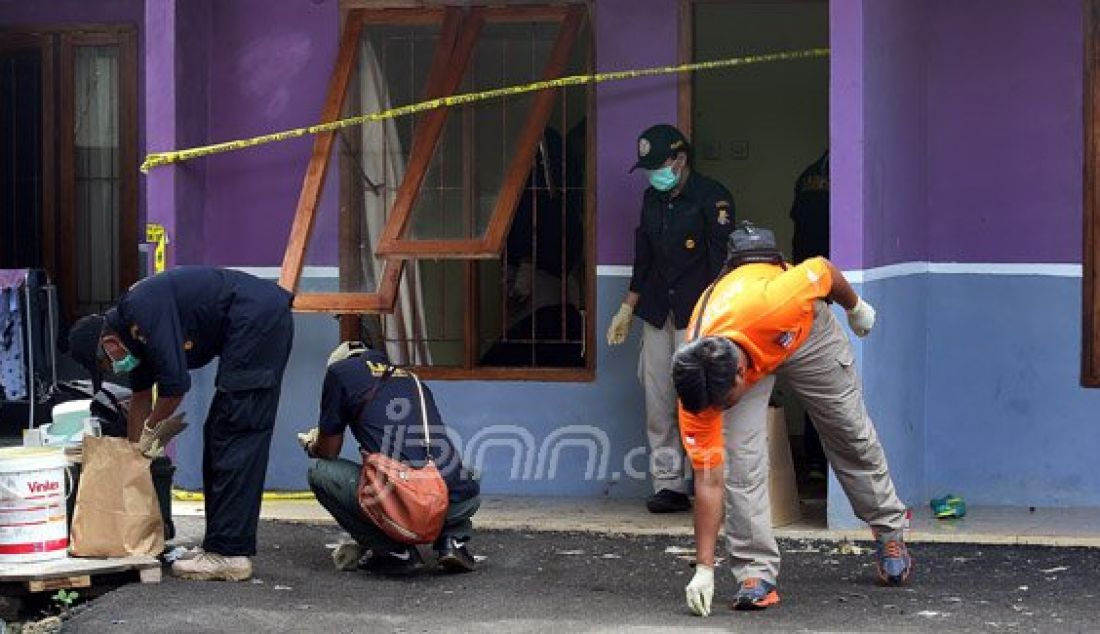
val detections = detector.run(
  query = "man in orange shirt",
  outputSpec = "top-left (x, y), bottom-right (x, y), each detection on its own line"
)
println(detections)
top-left (672, 222), bottom-right (910, 616)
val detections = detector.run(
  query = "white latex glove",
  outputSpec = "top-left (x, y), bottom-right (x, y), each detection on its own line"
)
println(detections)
top-left (137, 414), bottom-right (187, 458)
top-left (847, 297), bottom-right (876, 337)
top-left (297, 427), bottom-right (319, 455)
top-left (606, 303), bottom-right (634, 346)
top-left (685, 564), bottom-right (715, 617)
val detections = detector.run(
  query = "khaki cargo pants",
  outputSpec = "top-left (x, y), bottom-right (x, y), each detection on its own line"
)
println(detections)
top-left (639, 316), bottom-right (691, 494)
top-left (722, 301), bottom-right (907, 584)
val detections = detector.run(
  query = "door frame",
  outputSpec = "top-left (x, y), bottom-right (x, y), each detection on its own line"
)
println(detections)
top-left (57, 26), bottom-right (140, 317)
top-left (1084, 0), bottom-right (1100, 387)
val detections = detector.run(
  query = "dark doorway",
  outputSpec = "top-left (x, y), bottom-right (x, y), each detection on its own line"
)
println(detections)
top-left (687, 0), bottom-right (831, 513)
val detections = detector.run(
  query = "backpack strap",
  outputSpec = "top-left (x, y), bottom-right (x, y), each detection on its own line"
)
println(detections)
top-left (408, 371), bottom-right (431, 449)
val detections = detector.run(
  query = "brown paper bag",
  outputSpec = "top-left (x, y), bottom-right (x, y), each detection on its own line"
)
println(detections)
top-left (70, 436), bottom-right (164, 557)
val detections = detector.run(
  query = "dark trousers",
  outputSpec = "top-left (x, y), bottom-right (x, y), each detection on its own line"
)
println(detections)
top-left (202, 310), bottom-right (294, 556)
top-left (307, 457), bottom-right (479, 553)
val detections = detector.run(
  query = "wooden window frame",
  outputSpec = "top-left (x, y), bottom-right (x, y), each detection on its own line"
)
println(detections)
top-left (282, 5), bottom-right (597, 381)
top-left (372, 5), bottom-right (584, 259)
top-left (1085, 0), bottom-right (1100, 387)
top-left (59, 27), bottom-right (140, 317)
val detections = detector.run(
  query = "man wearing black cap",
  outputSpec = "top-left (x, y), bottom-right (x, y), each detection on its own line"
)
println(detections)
top-left (68, 266), bottom-right (294, 581)
top-left (606, 124), bottom-right (736, 513)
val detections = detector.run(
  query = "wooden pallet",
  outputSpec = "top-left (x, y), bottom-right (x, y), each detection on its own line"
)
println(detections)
top-left (0, 555), bottom-right (161, 593)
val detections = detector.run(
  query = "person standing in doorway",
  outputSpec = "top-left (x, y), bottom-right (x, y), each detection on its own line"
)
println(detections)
top-left (606, 124), bottom-right (736, 513)
top-left (790, 150), bottom-right (831, 481)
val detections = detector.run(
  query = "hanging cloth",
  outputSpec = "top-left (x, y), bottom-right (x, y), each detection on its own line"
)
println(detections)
top-left (0, 285), bottom-right (27, 401)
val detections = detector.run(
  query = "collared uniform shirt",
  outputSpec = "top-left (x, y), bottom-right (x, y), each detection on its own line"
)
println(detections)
top-left (629, 171), bottom-right (736, 329)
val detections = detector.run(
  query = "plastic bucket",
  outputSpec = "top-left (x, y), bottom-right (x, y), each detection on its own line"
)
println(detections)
top-left (0, 447), bottom-right (70, 563)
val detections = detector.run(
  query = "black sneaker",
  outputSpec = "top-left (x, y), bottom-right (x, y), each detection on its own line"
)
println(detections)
top-left (360, 547), bottom-right (426, 576)
top-left (646, 489), bottom-right (691, 513)
top-left (436, 537), bottom-right (478, 574)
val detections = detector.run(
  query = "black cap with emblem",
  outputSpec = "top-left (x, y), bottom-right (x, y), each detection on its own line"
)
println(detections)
top-left (725, 221), bottom-right (785, 268)
top-left (630, 124), bottom-right (690, 172)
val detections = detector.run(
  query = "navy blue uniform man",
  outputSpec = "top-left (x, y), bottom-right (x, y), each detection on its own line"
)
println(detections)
top-left (606, 124), bottom-right (736, 513)
top-left (789, 150), bottom-right (830, 479)
top-left (301, 342), bottom-right (480, 575)
top-left (68, 266), bottom-right (294, 582)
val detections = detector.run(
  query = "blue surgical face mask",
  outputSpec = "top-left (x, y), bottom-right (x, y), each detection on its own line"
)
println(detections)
top-left (648, 165), bottom-right (680, 192)
top-left (111, 353), bottom-right (140, 374)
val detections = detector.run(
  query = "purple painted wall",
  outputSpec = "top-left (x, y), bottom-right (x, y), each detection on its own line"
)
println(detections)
top-left (0, 0), bottom-right (141, 24)
top-left (926, 0), bottom-right (1083, 264)
top-left (144, 0), bottom-right (177, 269)
top-left (828, 0), bottom-right (864, 270)
top-left (173, 0), bottom-right (212, 265)
top-left (595, 0), bottom-right (680, 266)
top-left (199, 0), bottom-right (338, 266)
top-left (860, 0), bottom-right (928, 268)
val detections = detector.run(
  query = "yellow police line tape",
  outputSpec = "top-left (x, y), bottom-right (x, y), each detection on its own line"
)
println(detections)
top-left (173, 488), bottom-right (315, 502)
top-left (141, 48), bottom-right (829, 173)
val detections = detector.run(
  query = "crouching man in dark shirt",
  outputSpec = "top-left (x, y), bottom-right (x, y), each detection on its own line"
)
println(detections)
top-left (300, 342), bottom-right (481, 575)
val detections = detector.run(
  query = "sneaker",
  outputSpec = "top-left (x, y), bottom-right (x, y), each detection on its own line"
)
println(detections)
top-left (732, 577), bottom-right (780, 610)
top-left (646, 489), bottom-right (691, 514)
top-left (874, 530), bottom-right (913, 586)
top-left (360, 547), bottom-right (426, 576)
top-left (331, 542), bottom-right (364, 572)
top-left (175, 546), bottom-right (204, 561)
top-left (171, 552), bottom-right (252, 582)
top-left (436, 537), bottom-right (477, 573)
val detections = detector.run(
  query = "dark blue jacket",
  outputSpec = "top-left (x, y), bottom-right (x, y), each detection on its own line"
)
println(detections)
top-left (629, 171), bottom-right (736, 329)
top-left (107, 267), bottom-right (293, 397)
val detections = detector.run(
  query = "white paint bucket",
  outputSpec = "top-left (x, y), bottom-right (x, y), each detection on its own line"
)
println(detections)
top-left (0, 447), bottom-right (70, 562)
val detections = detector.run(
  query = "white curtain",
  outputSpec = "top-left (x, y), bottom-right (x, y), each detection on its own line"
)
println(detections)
top-left (73, 46), bottom-right (119, 314)
top-left (359, 40), bottom-right (430, 365)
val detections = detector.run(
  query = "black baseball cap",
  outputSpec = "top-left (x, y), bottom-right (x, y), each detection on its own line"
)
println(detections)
top-left (630, 124), bottom-right (690, 172)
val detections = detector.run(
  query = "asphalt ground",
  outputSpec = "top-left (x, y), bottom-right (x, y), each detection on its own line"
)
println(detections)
top-left (64, 521), bottom-right (1099, 633)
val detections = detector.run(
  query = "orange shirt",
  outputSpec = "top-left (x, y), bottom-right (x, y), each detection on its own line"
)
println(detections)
top-left (679, 257), bottom-right (833, 469)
